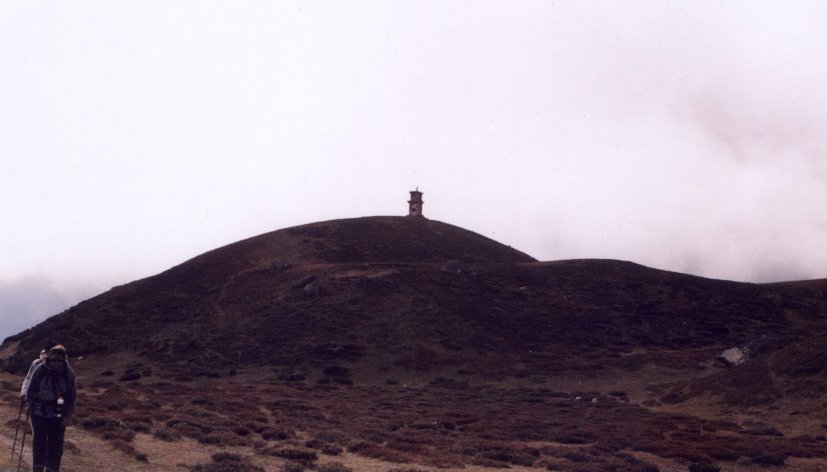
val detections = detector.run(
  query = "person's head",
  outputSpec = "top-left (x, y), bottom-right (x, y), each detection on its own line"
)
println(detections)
top-left (46, 345), bottom-right (67, 367)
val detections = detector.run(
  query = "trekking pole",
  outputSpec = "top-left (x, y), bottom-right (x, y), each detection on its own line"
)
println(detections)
top-left (11, 398), bottom-right (24, 460)
top-left (16, 409), bottom-right (29, 472)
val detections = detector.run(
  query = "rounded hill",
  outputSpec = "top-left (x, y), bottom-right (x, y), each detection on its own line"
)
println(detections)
top-left (185, 216), bottom-right (535, 269)
top-left (4, 216), bottom-right (827, 413)
top-left (4, 217), bottom-right (827, 471)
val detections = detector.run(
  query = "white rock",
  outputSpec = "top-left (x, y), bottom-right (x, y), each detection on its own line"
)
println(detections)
top-left (718, 347), bottom-right (746, 366)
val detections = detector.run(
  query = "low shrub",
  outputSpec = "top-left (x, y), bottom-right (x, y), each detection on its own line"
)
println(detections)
top-left (750, 451), bottom-right (786, 466)
top-left (742, 421), bottom-right (783, 436)
top-left (346, 441), bottom-right (373, 453)
top-left (478, 446), bottom-right (539, 466)
top-left (356, 445), bottom-right (411, 463)
top-left (63, 441), bottom-right (80, 454)
top-left (102, 429), bottom-right (136, 443)
top-left (321, 444), bottom-right (343, 455)
top-left (125, 421), bottom-right (151, 433)
top-left (551, 431), bottom-right (596, 444)
top-left (199, 431), bottom-right (253, 447)
top-left (165, 418), bottom-right (213, 440)
top-left (188, 452), bottom-right (264, 472)
top-left (119, 372), bottom-right (142, 382)
top-left (314, 430), bottom-right (344, 443)
top-left (470, 456), bottom-right (510, 468)
top-left (563, 451), bottom-right (591, 463)
top-left (110, 439), bottom-right (146, 462)
top-left (153, 429), bottom-right (181, 442)
top-left (707, 448), bottom-right (739, 462)
top-left (212, 452), bottom-right (244, 462)
top-left (410, 422), bottom-right (438, 430)
top-left (81, 416), bottom-right (123, 432)
top-left (689, 463), bottom-right (721, 472)
top-left (316, 462), bottom-right (352, 472)
top-left (281, 462), bottom-right (304, 472)
top-left (323, 366), bottom-right (349, 377)
top-left (268, 446), bottom-right (318, 462)
top-left (262, 427), bottom-right (294, 441)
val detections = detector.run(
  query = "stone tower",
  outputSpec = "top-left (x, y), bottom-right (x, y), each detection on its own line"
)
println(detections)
top-left (408, 188), bottom-right (424, 217)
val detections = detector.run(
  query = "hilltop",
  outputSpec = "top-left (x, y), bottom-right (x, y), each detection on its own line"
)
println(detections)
top-left (2, 216), bottom-right (826, 471)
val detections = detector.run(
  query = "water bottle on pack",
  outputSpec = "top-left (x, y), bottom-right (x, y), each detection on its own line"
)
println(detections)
top-left (56, 397), bottom-right (64, 418)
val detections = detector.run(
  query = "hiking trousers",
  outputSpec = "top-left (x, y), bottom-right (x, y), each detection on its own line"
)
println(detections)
top-left (31, 415), bottom-right (66, 472)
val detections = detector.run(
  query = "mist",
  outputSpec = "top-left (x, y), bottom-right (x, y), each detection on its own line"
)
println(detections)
top-left (3, 1), bottom-right (827, 339)
top-left (0, 277), bottom-right (105, 343)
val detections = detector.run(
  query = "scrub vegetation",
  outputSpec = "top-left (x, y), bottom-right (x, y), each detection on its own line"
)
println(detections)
top-left (3, 217), bottom-right (827, 470)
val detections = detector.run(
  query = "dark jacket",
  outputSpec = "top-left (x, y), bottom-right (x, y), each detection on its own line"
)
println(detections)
top-left (25, 361), bottom-right (77, 420)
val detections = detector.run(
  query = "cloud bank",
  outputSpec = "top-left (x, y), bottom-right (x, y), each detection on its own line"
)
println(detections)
top-left (0, 277), bottom-right (103, 343)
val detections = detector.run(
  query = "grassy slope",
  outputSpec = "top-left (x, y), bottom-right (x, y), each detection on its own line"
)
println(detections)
top-left (2, 216), bottom-right (827, 470)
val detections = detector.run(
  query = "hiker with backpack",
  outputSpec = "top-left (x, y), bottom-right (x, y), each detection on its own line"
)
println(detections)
top-left (12, 350), bottom-right (48, 470)
top-left (20, 350), bottom-right (47, 400)
top-left (25, 345), bottom-right (76, 472)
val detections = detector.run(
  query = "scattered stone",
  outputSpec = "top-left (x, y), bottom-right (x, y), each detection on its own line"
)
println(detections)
top-left (716, 335), bottom-right (776, 367)
top-left (303, 282), bottom-right (319, 298)
top-left (294, 275), bottom-right (317, 288)
top-left (717, 347), bottom-right (747, 366)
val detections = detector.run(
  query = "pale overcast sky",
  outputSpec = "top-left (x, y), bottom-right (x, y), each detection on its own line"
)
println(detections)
top-left (3, 1), bottom-right (827, 340)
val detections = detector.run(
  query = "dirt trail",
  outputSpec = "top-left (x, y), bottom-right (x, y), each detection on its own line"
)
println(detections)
top-left (0, 399), bottom-right (167, 472)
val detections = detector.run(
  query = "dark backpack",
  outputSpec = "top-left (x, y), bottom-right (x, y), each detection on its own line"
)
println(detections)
top-left (37, 368), bottom-right (68, 404)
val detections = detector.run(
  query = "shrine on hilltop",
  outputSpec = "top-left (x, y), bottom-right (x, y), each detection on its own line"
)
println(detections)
top-left (407, 188), bottom-right (424, 217)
